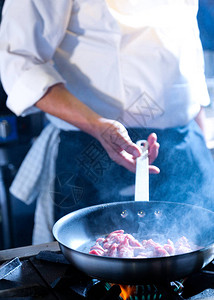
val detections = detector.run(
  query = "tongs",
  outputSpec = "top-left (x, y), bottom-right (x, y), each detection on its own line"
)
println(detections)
top-left (135, 140), bottom-right (149, 202)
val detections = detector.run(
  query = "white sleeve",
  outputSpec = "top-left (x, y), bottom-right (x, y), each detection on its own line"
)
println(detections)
top-left (0, 0), bottom-right (72, 116)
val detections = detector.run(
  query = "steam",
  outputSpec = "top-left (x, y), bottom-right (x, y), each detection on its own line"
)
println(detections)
top-left (66, 201), bottom-right (214, 255)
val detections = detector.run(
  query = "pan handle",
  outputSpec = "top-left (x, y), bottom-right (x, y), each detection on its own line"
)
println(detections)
top-left (135, 140), bottom-right (149, 202)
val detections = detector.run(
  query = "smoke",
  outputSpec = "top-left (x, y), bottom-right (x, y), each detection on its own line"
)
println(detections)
top-left (56, 201), bottom-right (214, 255)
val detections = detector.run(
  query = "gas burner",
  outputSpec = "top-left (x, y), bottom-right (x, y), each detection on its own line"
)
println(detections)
top-left (87, 282), bottom-right (163, 300)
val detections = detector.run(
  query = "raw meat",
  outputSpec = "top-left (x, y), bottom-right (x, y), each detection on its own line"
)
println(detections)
top-left (89, 230), bottom-right (200, 258)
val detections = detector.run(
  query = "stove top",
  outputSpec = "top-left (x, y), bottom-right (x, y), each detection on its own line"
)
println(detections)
top-left (0, 243), bottom-right (213, 300)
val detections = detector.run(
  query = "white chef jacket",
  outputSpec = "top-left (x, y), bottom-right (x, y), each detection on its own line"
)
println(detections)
top-left (0, 0), bottom-right (210, 130)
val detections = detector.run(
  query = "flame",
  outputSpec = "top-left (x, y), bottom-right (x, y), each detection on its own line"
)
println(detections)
top-left (119, 285), bottom-right (136, 300)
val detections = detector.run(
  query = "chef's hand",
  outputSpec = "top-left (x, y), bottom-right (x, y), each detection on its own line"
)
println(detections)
top-left (94, 118), bottom-right (160, 174)
top-left (35, 84), bottom-right (159, 173)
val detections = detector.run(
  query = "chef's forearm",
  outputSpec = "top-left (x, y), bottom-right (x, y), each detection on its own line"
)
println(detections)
top-left (35, 83), bottom-right (101, 138)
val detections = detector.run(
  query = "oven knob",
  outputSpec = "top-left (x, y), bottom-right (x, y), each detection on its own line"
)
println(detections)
top-left (0, 120), bottom-right (11, 139)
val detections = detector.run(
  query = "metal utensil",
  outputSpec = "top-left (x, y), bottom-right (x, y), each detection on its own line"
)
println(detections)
top-left (135, 140), bottom-right (149, 202)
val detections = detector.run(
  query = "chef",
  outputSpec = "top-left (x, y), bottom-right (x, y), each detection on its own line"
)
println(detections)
top-left (0, 0), bottom-right (213, 244)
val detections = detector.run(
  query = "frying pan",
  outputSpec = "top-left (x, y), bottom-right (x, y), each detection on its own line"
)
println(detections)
top-left (53, 200), bottom-right (214, 284)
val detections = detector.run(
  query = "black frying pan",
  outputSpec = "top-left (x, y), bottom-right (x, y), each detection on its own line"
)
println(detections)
top-left (53, 201), bottom-right (214, 284)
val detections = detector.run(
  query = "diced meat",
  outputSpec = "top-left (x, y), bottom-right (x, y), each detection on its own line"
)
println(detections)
top-left (89, 249), bottom-right (104, 256)
top-left (89, 231), bottom-right (200, 259)
top-left (108, 243), bottom-right (118, 257)
top-left (155, 246), bottom-right (170, 257)
top-left (96, 237), bottom-right (105, 243)
top-left (176, 245), bottom-right (192, 254)
top-left (175, 236), bottom-right (192, 254)
top-left (142, 239), bottom-right (161, 250)
top-left (125, 234), bottom-right (142, 247)
top-left (89, 243), bottom-right (105, 256)
top-left (90, 243), bottom-right (105, 252)
top-left (163, 239), bottom-right (175, 255)
top-left (107, 230), bottom-right (124, 236)
top-left (103, 241), bottom-right (113, 249)
top-left (118, 237), bottom-right (134, 258)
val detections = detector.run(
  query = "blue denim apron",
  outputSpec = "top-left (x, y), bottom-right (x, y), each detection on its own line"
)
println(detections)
top-left (54, 120), bottom-right (214, 221)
